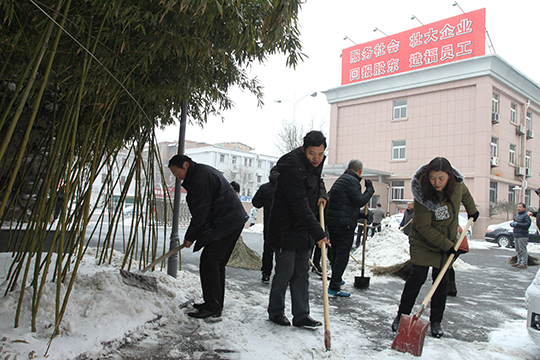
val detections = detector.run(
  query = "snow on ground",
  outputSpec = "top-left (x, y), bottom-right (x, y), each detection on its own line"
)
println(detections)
top-left (0, 226), bottom-right (539, 359)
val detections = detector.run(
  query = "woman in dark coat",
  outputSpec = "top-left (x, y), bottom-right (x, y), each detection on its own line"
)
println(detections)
top-left (391, 157), bottom-right (478, 338)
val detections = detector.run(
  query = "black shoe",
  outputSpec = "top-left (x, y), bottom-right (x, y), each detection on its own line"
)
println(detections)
top-left (188, 308), bottom-right (221, 319)
top-left (193, 302), bottom-right (208, 310)
top-left (431, 322), bottom-right (444, 338)
top-left (391, 314), bottom-right (402, 332)
top-left (269, 315), bottom-right (291, 326)
top-left (262, 274), bottom-right (270, 284)
top-left (293, 316), bottom-right (322, 328)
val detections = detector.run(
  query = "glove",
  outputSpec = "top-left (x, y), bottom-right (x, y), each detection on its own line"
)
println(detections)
top-left (364, 179), bottom-right (373, 188)
top-left (510, 221), bottom-right (516, 227)
top-left (446, 247), bottom-right (457, 256)
top-left (469, 211), bottom-right (479, 222)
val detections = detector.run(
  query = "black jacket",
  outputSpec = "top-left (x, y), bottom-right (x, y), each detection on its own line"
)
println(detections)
top-left (512, 210), bottom-right (531, 238)
top-left (326, 169), bottom-right (374, 229)
top-left (268, 147), bottom-right (327, 251)
top-left (252, 169), bottom-right (279, 239)
top-left (181, 159), bottom-right (248, 251)
top-left (400, 209), bottom-right (414, 236)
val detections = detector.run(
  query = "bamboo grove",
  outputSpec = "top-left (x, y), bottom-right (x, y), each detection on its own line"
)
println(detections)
top-left (0, 0), bottom-right (303, 350)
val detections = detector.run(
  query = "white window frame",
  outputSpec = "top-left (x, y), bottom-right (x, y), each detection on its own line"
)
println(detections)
top-left (526, 150), bottom-right (531, 171)
top-left (492, 92), bottom-right (499, 114)
top-left (510, 103), bottom-right (517, 123)
top-left (219, 154), bottom-right (225, 163)
top-left (391, 181), bottom-right (405, 200)
top-left (526, 111), bottom-right (532, 130)
top-left (257, 160), bottom-right (262, 168)
top-left (525, 189), bottom-right (531, 207)
top-left (393, 99), bottom-right (407, 120)
top-left (490, 137), bottom-right (498, 157)
top-left (509, 144), bottom-right (516, 165)
top-left (392, 140), bottom-right (406, 160)
top-left (232, 156), bottom-right (237, 165)
top-left (490, 181), bottom-right (498, 203)
top-left (508, 185), bottom-right (515, 203)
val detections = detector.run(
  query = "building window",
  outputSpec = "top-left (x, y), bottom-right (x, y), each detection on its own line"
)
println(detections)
top-left (525, 189), bottom-right (531, 207)
top-left (370, 195), bottom-right (380, 209)
top-left (219, 154), bottom-right (225, 163)
top-left (393, 99), bottom-right (407, 120)
top-left (508, 185), bottom-right (515, 203)
top-left (526, 150), bottom-right (532, 177)
top-left (492, 92), bottom-right (499, 114)
top-left (391, 181), bottom-right (405, 200)
top-left (258, 160), bottom-right (262, 168)
top-left (509, 144), bottom-right (516, 165)
top-left (232, 156), bottom-right (237, 165)
top-left (510, 103), bottom-right (517, 123)
top-left (244, 158), bottom-right (253, 167)
top-left (257, 175), bottom-right (262, 183)
top-left (490, 137), bottom-right (498, 157)
top-left (526, 111), bottom-right (532, 130)
top-left (392, 140), bottom-right (406, 160)
top-left (489, 181), bottom-right (498, 203)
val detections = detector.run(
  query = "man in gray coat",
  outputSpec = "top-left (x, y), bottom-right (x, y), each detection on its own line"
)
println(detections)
top-left (510, 202), bottom-right (530, 269)
top-left (372, 203), bottom-right (385, 233)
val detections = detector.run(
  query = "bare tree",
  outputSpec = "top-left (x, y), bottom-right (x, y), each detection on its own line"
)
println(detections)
top-left (224, 166), bottom-right (254, 196)
top-left (274, 118), bottom-right (328, 155)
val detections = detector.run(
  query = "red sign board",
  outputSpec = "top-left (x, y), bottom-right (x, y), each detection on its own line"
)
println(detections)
top-left (341, 8), bottom-right (485, 85)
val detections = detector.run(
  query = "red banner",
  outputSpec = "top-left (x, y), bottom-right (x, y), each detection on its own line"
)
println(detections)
top-left (341, 8), bottom-right (485, 85)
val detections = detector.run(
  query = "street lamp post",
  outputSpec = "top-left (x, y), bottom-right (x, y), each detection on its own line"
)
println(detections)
top-left (274, 91), bottom-right (317, 122)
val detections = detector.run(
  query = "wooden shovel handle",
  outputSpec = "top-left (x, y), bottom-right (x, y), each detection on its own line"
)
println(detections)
top-left (142, 244), bottom-right (186, 272)
top-left (319, 203), bottom-right (331, 350)
top-left (415, 217), bottom-right (474, 318)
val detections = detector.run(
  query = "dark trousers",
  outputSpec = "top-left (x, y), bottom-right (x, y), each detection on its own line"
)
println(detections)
top-left (328, 225), bottom-right (355, 291)
top-left (397, 264), bottom-right (449, 323)
top-left (268, 247), bottom-right (311, 322)
top-left (261, 234), bottom-right (274, 276)
top-left (312, 244), bottom-right (321, 270)
top-left (199, 226), bottom-right (243, 312)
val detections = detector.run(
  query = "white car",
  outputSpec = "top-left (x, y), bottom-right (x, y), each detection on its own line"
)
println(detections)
top-left (526, 268), bottom-right (540, 347)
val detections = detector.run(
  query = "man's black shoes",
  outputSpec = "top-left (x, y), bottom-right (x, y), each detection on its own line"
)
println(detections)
top-left (269, 315), bottom-right (291, 326)
top-left (188, 308), bottom-right (221, 319)
top-left (431, 321), bottom-right (444, 338)
top-left (293, 316), bottom-right (322, 328)
top-left (391, 314), bottom-right (401, 332)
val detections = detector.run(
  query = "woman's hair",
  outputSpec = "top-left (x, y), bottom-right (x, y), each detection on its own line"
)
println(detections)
top-left (421, 157), bottom-right (456, 203)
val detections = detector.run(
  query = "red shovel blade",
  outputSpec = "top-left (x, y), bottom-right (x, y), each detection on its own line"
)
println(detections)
top-left (391, 314), bottom-right (430, 356)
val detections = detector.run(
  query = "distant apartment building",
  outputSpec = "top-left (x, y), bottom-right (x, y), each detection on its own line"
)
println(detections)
top-left (158, 140), bottom-right (278, 201)
top-left (324, 54), bottom-right (540, 239)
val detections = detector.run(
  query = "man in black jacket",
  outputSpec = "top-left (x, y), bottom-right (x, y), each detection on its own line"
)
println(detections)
top-left (267, 131), bottom-right (329, 328)
top-left (326, 159), bottom-right (374, 297)
top-left (399, 201), bottom-right (414, 236)
top-left (510, 202), bottom-right (530, 269)
top-left (252, 166), bottom-right (279, 284)
top-left (168, 155), bottom-right (248, 319)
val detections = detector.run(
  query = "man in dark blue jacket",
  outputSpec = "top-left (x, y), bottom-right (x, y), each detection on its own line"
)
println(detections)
top-left (252, 166), bottom-right (279, 284)
top-left (267, 131), bottom-right (329, 328)
top-left (510, 202), bottom-right (530, 269)
top-left (326, 160), bottom-right (374, 297)
top-left (169, 155), bottom-right (248, 319)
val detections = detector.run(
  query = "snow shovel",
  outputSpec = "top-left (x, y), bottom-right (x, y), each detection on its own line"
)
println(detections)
top-left (391, 217), bottom-right (473, 356)
top-left (354, 206), bottom-right (370, 289)
top-left (319, 203), bottom-right (331, 351)
top-left (400, 218), bottom-right (413, 232)
top-left (120, 244), bottom-right (186, 292)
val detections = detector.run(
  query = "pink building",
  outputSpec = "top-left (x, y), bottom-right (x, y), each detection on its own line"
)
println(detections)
top-left (323, 54), bottom-right (540, 239)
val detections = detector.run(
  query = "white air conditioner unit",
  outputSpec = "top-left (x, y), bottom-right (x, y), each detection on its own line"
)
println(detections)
top-left (490, 156), bottom-right (499, 167)
top-left (527, 129), bottom-right (534, 139)
top-left (516, 166), bottom-right (525, 176)
top-left (517, 125), bottom-right (526, 135)
top-left (491, 113), bottom-right (500, 124)
top-left (526, 168), bottom-right (533, 178)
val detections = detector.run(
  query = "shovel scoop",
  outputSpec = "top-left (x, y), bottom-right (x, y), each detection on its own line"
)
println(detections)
top-left (391, 313), bottom-right (429, 356)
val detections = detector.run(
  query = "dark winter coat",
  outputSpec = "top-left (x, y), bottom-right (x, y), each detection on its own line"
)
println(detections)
top-left (400, 209), bottom-right (414, 236)
top-left (408, 164), bottom-right (477, 268)
top-left (181, 159), bottom-right (248, 252)
top-left (326, 169), bottom-right (374, 229)
top-left (512, 210), bottom-right (531, 238)
top-left (268, 147), bottom-right (327, 251)
top-left (252, 169), bottom-right (279, 239)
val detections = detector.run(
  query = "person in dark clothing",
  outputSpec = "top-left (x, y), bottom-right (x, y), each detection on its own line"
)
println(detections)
top-left (168, 155), bottom-right (248, 319)
top-left (326, 159), bottom-right (374, 297)
top-left (252, 166), bottom-right (279, 284)
top-left (510, 202), bottom-right (530, 269)
top-left (399, 202), bottom-right (414, 236)
top-left (355, 207), bottom-right (373, 248)
top-left (391, 157), bottom-right (478, 338)
top-left (267, 131), bottom-right (329, 328)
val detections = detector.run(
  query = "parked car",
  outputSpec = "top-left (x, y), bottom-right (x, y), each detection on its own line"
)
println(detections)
top-left (458, 215), bottom-right (473, 242)
top-left (526, 268), bottom-right (540, 347)
top-left (484, 220), bottom-right (540, 248)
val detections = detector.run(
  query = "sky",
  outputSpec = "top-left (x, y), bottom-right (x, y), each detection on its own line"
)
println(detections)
top-left (1, 225), bottom-right (539, 359)
top-left (155, 0), bottom-right (540, 158)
